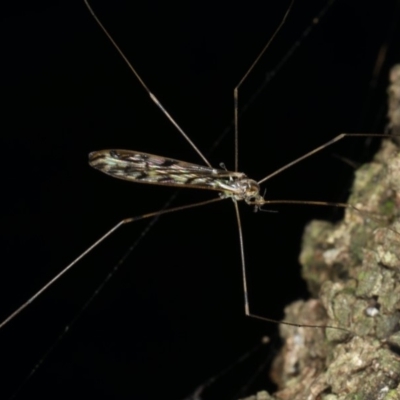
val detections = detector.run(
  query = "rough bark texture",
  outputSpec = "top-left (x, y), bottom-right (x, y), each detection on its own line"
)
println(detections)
top-left (243, 65), bottom-right (400, 400)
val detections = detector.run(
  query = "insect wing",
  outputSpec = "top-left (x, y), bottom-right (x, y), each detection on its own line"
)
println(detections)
top-left (89, 149), bottom-right (244, 192)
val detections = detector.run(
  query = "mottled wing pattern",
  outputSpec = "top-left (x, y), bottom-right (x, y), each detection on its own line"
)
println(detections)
top-left (89, 149), bottom-right (245, 193)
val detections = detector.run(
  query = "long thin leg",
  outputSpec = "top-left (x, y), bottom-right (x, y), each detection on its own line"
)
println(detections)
top-left (83, 0), bottom-right (212, 168)
top-left (233, 0), bottom-right (296, 172)
top-left (232, 200), bottom-right (350, 332)
top-left (0, 197), bottom-right (224, 331)
top-left (198, 0), bottom-right (339, 162)
top-left (258, 133), bottom-right (393, 185)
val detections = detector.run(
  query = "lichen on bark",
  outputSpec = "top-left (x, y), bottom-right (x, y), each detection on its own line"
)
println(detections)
top-left (246, 65), bottom-right (400, 400)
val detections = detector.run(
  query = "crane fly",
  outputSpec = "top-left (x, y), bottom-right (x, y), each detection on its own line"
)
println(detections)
top-left (88, 150), bottom-right (263, 203)
top-left (2, 0), bottom-right (357, 333)
top-left (1, 0), bottom-right (398, 399)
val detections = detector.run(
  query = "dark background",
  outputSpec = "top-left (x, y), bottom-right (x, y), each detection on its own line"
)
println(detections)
top-left (1, 0), bottom-right (400, 399)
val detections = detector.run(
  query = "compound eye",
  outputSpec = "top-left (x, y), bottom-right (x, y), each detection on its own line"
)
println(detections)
top-left (247, 181), bottom-right (260, 196)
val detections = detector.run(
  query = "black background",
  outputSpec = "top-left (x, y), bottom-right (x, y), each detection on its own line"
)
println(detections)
top-left (1, 1), bottom-right (400, 399)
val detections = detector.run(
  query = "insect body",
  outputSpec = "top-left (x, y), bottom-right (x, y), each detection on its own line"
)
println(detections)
top-left (89, 150), bottom-right (262, 204)
top-left (2, 1), bottom-right (398, 399)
